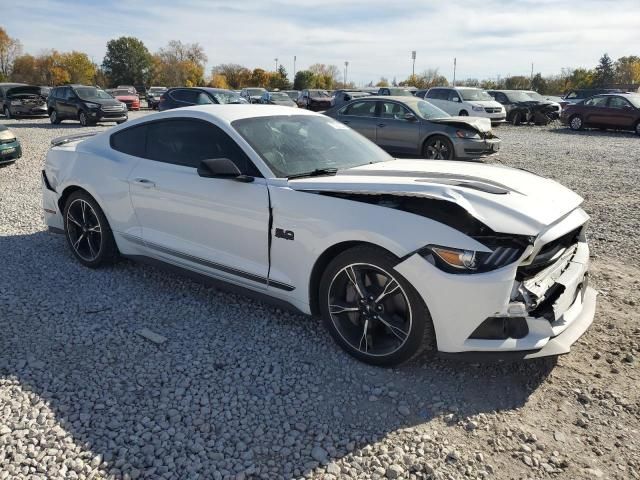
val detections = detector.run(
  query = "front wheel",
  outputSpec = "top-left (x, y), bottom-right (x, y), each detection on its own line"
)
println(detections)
top-left (511, 111), bottom-right (522, 126)
top-left (459, 110), bottom-right (468, 116)
top-left (423, 135), bottom-right (455, 160)
top-left (79, 110), bottom-right (92, 127)
top-left (63, 191), bottom-right (118, 268)
top-left (569, 115), bottom-right (584, 131)
top-left (319, 246), bottom-right (436, 366)
top-left (634, 121), bottom-right (640, 136)
top-left (50, 110), bottom-right (61, 124)
top-left (3, 106), bottom-right (11, 119)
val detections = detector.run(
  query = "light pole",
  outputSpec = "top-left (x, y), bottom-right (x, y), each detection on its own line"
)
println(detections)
top-left (293, 55), bottom-right (296, 79)
top-left (411, 51), bottom-right (416, 77)
top-left (453, 57), bottom-right (457, 86)
top-left (275, 58), bottom-right (278, 72)
top-left (344, 61), bottom-right (349, 87)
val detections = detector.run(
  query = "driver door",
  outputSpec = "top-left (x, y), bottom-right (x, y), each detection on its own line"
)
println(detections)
top-left (127, 118), bottom-right (270, 289)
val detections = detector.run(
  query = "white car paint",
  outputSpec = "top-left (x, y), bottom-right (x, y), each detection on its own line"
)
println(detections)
top-left (42, 105), bottom-right (595, 360)
top-left (425, 87), bottom-right (506, 124)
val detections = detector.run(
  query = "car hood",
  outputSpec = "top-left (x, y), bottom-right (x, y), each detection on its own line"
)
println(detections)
top-left (429, 116), bottom-right (492, 133)
top-left (6, 86), bottom-right (44, 97)
top-left (287, 159), bottom-right (583, 236)
top-left (466, 100), bottom-right (503, 108)
top-left (79, 98), bottom-right (124, 107)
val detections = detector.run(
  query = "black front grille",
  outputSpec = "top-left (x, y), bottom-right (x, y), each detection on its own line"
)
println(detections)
top-left (484, 107), bottom-right (501, 113)
top-left (518, 227), bottom-right (582, 278)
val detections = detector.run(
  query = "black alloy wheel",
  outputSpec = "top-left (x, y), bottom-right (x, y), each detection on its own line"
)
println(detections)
top-left (319, 246), bottom-right (435, 366)
top-left (423, 136), bottom-right (454, 160)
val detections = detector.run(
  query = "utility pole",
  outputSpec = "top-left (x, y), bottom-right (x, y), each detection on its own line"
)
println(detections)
top-left (293, 56), bottom-right (296, 80)
top-left (411, 51), bottom-right (416, 77)
top-left (275, 58), bottom-right (278, 72)
top-left (531, 62), bottom-right (534, 84)
top-left (344, 61), bottom-right (349, 87)
top-left (453, 57), bottom-right (457, 86)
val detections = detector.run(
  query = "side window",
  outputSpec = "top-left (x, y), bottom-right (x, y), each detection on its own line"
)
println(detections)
top-left (342, 101), bottom-right (377, 117)
top-left (196, 92), bottom-right (213, 105)
top-left (425, 89), bottom-right (438, 99)
top-left (171, 89), bottom-right (197, 103)
top-left (584, 96), bottom-right (607, 107)
top-left (381, 101), bottom-right (410, 120)
top-left (448, 90), bottom-right (460, 102)
top-left (495, 93), bottom-right (509, 103)
top-left (145, 119), bottom-right (261, 175)
top-left (110, 124), bottom-right (147, 157)
top-left (608, 96), bottom-right (631, 109)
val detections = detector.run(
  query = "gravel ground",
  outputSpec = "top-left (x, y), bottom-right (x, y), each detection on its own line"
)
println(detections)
top-left (0, 114), bottom-right (638, 480)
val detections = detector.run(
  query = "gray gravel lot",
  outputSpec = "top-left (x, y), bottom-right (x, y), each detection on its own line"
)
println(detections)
top-left (0, 113), bottom-right (638, 480)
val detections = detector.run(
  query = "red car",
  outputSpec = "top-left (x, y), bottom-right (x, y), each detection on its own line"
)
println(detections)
top-left (109, 88), bottom-right (140, 111)
top-left (561, 93), bottom-right (640, 135)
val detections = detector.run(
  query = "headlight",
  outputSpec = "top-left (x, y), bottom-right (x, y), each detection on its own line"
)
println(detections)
top-left (84, 102), bottom-right (100, 109)
top-left (455, 130), bottom-right (480, 139)
top-left (472, 105), bottom-right (484, 112)
top-left (421, 242), bottom-right (527, 274)
top-left (120, 102), bottom-right (127, 110)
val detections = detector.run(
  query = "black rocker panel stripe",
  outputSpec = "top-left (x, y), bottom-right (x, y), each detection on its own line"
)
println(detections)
top-left (121, 233), bottom-right (295, 291)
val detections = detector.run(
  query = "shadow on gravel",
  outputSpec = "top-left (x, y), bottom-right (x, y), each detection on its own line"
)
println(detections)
top-left (548, 127), bottom-right (638, 139)
top-left (0, 231), bottom-right (556, 479)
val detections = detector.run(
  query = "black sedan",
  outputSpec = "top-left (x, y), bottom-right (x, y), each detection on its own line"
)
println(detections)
top-left (158, 87), bottom-right (247, 111)
top-left (324, 96), bottom-right (500, 160)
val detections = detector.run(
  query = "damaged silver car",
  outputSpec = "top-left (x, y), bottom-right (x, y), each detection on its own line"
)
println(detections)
top-left (0, 83), bottom-right (49, 119)
top-left (325, 96), bottom-right (500, 161)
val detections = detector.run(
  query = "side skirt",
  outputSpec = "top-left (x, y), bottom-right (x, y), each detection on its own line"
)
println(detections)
top-left (124, 254), bottom-right (306, 315)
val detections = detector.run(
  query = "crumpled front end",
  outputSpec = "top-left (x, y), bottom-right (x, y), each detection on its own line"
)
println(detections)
top-left (395, 207), bottom-right (596, 358)
top-left (6, 87), bottom-right (48, 116)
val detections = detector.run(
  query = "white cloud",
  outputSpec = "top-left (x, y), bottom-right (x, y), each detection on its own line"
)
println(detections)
top-left (4, 0), bottom-right (639, 85)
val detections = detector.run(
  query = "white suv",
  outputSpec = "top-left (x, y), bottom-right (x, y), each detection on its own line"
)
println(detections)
top-left (424, 87), bottom-right (506, 125)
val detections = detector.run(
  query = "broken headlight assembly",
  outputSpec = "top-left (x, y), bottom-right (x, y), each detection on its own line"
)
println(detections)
top-left (455, 129), bottom-right (480, 139)
top-left (420, 236), bottom-right (531, 274)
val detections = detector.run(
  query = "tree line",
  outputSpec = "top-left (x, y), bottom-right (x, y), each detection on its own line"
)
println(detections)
top-left (1, 27), bottom-right (639, 94)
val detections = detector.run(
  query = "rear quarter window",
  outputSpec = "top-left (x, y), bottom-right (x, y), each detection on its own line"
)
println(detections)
top-left (110, 125), bottom-right (147, 157)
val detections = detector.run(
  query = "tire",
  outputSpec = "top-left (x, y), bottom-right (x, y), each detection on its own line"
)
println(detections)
top-left (422, 135), bottom-right (455, 160)
top-left (63, 191), bottom-right (118, 268)
top-left (3, 106), bottom-right (11, 119)
top-left (634, 121), bottom-right (640, 136)
top-left (511, 111), bottom-right (522, 126)
top-left (459, 110), bottom-right (468, 116)
top-left (319, 245), bottom-right (436, 366)
top-left (79, 110), bottom-right (92, 127)
top-left (569, 115), bottom-right (584, 131)
top-left (49, 110), bottom-right (61, 124)
top-left (116, 120), bottom-right (127, 125)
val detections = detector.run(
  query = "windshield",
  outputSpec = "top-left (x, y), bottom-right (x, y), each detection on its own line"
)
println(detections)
top-left (389, 89), bottom-right (413, 96)
top-left (112, 89), bottom-right (134, 96)
top-left (246, 89), bottom-right (265, 96)
top-left (270, 92), bottom-right (291, 101)
top-left (148, 87), bottom-right (166, 93)
top-left (415, 100), bottom-right (450, 119)
top-left (507, 91), bottom-right (535, 102)
top-left (627, 95), bottom-right (640, 108)
top-left (74, 87), bottom-right (113, 100)
top-left (232, 115), bottom-right (392, 177)
top-left (459, 89), bottom-right (493, 101)
top-left (284, 91), bottom-right (298, 100)
top-left (211, 91), bottom-right (244, 104)
top-left (524, 91), bottom-right (544, 100)
top-left (309, 90), bottom-right (330, 97)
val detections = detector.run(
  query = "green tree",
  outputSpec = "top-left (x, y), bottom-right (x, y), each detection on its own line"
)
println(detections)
top-left (504, 75), bottom-right (530, 90)
top-left (102, 36), bottom-right (152, 87)
top-left (61, 51), bottom-right (96, 84)
top-left (530, 73), bottom-right (547, 93)
top-left (268, 65), bottom-right (290, 90)
top-left (593, 53), bottom-right (614, 86)
top-left (10, 54), bottom-right (39, 84)
top-left (567, 68), bottom-right (594, 89)
top-left (293, 70), bottom-right (315, 90)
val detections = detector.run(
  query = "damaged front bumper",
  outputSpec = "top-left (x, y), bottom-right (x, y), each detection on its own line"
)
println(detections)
top-left (395, 212), bottom-right (596, 360)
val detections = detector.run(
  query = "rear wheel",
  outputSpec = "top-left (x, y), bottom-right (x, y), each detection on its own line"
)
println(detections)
top-left (635, 121), bottom-right (640, 136)
top-left (511, 111), bottom-right (522, 125)
top-left (569, 115), bottom-right (584, 131)
top-left (319, 246), bottom-right (436, 366)
top-left (423, 135), bottom-right (455, 160)
top-left (63, 191), bottom-right (118, 268)
top-left (3, 106), bottom-right (11, 119)
top-left (459, 110), bottom-right (468, 116)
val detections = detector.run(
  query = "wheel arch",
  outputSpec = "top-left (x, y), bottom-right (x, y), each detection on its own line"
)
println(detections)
top-left (308, 240), bottom-right (398, 316)
top-left (421, 133), bottom-right (455, 158)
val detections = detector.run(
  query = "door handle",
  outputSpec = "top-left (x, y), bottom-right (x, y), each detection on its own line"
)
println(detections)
top-left (132, 178), bottom-right (156, 188)
top-left (377, 123), bottom-right (386, 128)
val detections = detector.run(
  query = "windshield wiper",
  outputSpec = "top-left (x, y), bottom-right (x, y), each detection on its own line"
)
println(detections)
top-left (287, 168), bottom-right (339, 179)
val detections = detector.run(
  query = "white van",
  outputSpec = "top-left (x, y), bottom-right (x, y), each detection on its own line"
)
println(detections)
top-left (424, 87), bottom-right (506, 125)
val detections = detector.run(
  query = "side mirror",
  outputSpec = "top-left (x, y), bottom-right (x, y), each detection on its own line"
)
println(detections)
top-left (404, 112), bottom-right (417, 121)
top-left (452, 97), bottom-right (460, 102)
top-left (197, 158), bottom-right (254, 182)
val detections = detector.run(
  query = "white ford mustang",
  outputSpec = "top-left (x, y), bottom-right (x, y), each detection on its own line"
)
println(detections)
top-left (42, 105), bottom-right (596, 365)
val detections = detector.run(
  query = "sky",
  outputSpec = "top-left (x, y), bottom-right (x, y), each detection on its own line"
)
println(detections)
top-left (3, 0), bottom-right (640, 85)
